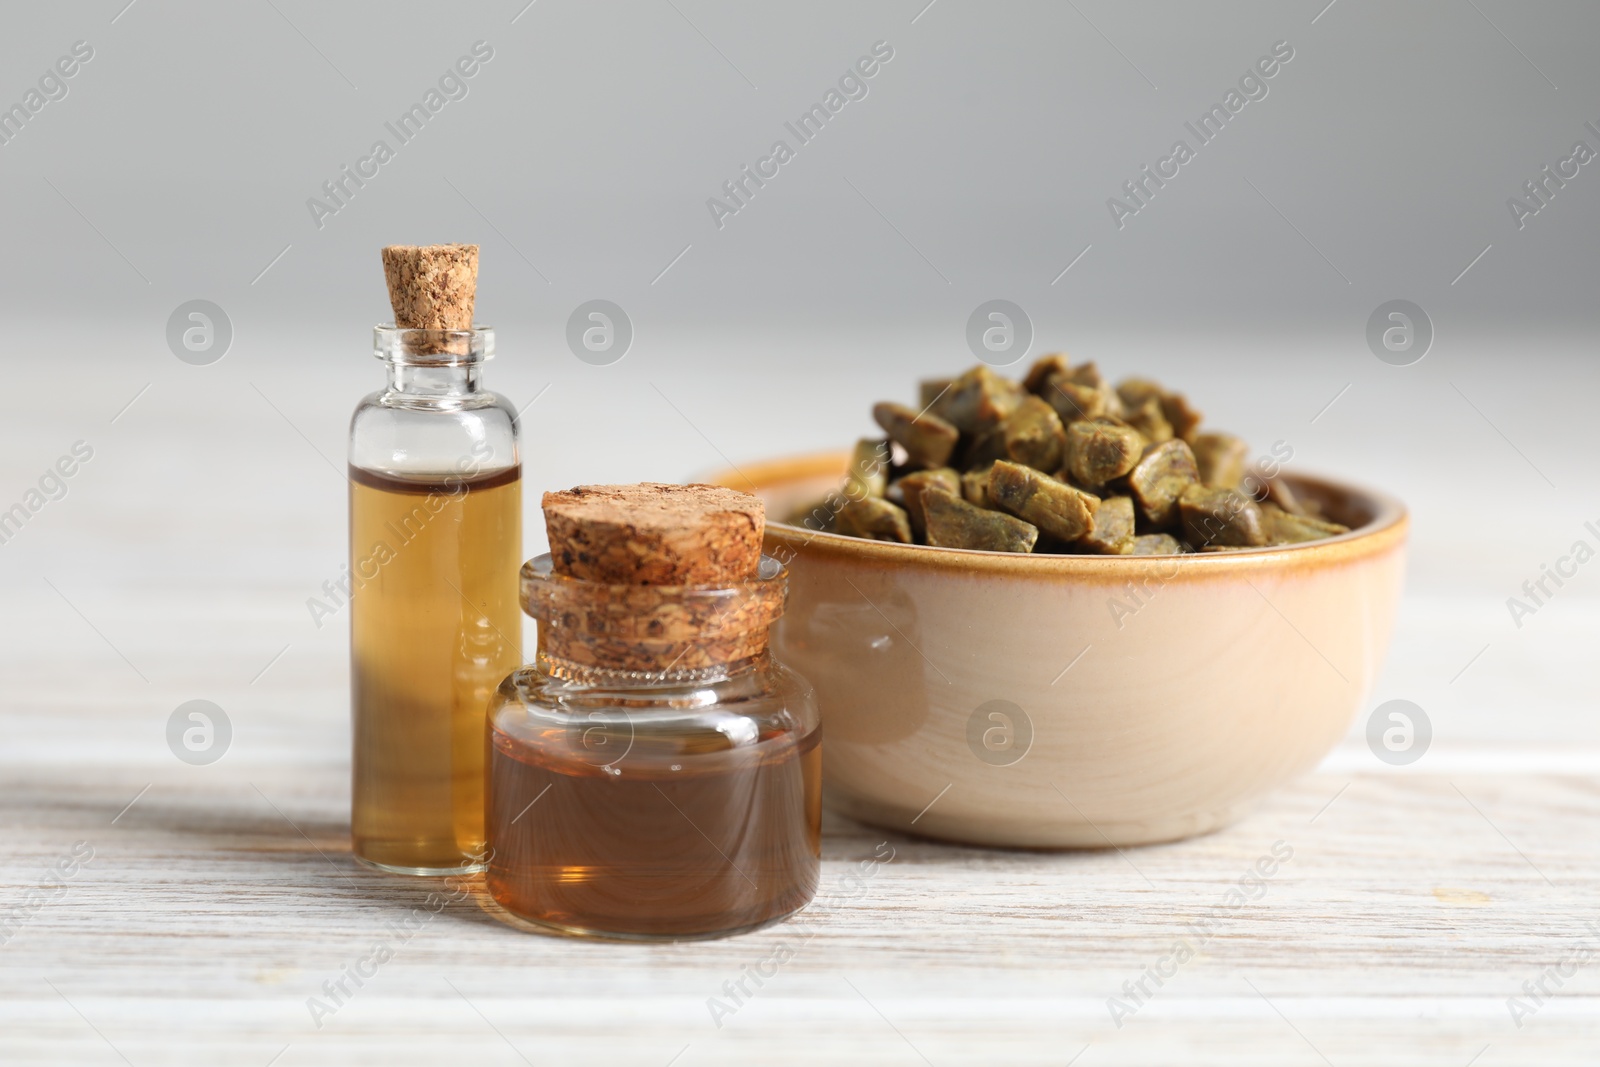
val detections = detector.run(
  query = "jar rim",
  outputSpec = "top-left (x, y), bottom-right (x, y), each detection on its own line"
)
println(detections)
top-left (520, 552), bottom-right (785, 606)
top-left (521, 553), bottom-right (788, 674)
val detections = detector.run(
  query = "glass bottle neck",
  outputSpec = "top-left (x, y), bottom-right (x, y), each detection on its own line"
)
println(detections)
top-left (386, 362), bottom-right (483, 397)
top-left (371, 325), bottom-right (493, 403)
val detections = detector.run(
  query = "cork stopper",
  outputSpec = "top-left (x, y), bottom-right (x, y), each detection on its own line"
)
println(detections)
top-left (542, 483), bottom-right (765, 586)
top-left (534, 483), bottom-right (775, 674)
top-left (380, 244), bottom-right (479, 353)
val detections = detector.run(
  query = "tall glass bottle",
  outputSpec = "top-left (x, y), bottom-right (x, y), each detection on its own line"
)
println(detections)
top-left (348, 325), bottom-right (521, 875)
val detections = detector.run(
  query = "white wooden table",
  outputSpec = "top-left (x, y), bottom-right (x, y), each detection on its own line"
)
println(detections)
top-left (3, 336), bottom-right (1597, 1064)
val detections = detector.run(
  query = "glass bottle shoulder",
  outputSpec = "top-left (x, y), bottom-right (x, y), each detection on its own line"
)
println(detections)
top-left (349, 389), bottom-right (518, 478)
top-left (490, 658), bottom-right (819, 758)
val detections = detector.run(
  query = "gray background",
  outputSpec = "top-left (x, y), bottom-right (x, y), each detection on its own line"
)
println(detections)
top-left (4, 4), bottom-right (1600, 1062)
top-left (1, 2), bottom-right (1595, 739)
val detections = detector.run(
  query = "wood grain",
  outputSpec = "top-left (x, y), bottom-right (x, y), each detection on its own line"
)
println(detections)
top-left (3, 684), bottom-right (1599, 1064)
top-left (2, 358), bottom-right (1598, 1064)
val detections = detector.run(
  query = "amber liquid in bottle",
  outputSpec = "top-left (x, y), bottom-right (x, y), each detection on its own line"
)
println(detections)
top-left (486, 720), bottom-right (822, 938)
top-left (349, 465), bottom-right (522, 874)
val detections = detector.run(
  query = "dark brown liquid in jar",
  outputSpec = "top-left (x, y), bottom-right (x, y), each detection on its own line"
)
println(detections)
top-left (486, 718), bottom-right (821, 938)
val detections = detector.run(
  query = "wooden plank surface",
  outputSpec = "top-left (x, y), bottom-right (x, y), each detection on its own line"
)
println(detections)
top-left (3, 339), bottom-right (1599, 1064)
top-left (2, 582), bottom-right (1598, 1065)
top-left (2, 763), bottom-right (1598, 1065)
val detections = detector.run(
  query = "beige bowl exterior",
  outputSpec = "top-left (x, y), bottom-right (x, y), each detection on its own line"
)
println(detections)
top-left (709, 453), bottom-right (1408, 849)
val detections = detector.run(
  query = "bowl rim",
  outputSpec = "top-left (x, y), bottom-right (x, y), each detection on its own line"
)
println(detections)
top-left (704, 450), bottom-right (1409, 578)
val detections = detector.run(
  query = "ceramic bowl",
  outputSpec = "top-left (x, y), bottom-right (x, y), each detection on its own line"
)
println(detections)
top-left (708, 452), bottom-right (1408, 848)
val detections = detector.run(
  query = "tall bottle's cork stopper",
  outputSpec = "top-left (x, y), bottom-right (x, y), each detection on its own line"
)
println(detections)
top-left (381, 244), bottom-right (479, 353)
top-left (542, 483), bottom-right (764, 587)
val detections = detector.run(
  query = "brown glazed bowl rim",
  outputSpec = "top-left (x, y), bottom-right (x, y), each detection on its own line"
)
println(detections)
top-left (710, 451), bottom-right (1410, 581)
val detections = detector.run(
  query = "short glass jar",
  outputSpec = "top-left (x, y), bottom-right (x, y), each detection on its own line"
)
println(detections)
top-left (485, 555), bottom-right (821, 940)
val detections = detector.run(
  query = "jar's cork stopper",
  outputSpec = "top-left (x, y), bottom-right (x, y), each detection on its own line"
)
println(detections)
top-left (380, 244), bottom-right (479, 341)
top-left (542, 483), bottom-right (764, 587)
